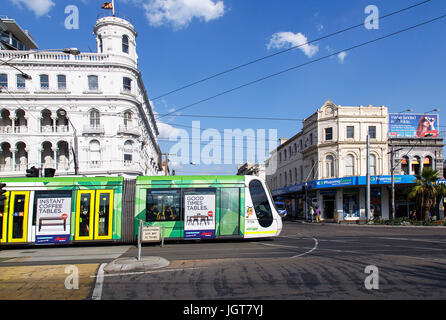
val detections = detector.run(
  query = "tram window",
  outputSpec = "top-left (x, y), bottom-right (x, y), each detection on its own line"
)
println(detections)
top-left (12, 194), bottom-right (25, 239)
top-left (79, 194), bottom-right (91, 237)
top-left (0, 198), bottom-right (5, 239)
top-left (98, 193), bottom-right (110, 236)
top-left (249, 180), bottom-right (273, 228)
top-left (146, 189), bottom-right (181, 221)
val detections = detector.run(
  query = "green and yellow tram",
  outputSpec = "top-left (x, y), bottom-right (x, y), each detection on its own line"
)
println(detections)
top-left (0, 175), bottom-right (282, 246)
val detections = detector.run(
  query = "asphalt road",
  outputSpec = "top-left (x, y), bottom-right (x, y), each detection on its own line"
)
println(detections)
top-left (1, 221), bottom-right (445, 302)
top-left (100, 221), bottom-right (446, 300)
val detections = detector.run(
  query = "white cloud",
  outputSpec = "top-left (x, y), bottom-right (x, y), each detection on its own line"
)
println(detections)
top-left (337, 51), bottom-right (347, 64)
top-left (150, 100), bottom-right (183, 139)
top-left (267, 32), bottom-right (318, 58)
top-left (139, 0), bottom-right (225, 29)
top-left (157, 121), bottom-right (183, 139)
top-left (317, 24), bottom-right (324, 32)
top-left (10, 0), bottom-right (55, 17)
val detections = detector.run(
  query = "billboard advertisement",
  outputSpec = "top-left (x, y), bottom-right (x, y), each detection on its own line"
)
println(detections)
top-left (184, 194), bottom-right (216, 239)
top-left (389, 113), bottom-right (439, 138)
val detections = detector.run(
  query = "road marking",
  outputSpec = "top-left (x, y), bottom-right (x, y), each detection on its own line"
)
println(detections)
top-left (291, 237), bottom-right (318, 258)
top-left (373, 237), bottom-right (446, 245)
top-left (90, 266), bottom-right (203, 278)
top-left (91, 263), bottom-right (106, 300)
top-left (259, 237), bottom-right (319, 259)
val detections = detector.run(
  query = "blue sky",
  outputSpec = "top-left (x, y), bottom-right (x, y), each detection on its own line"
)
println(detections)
top-left (3, 0), bottom-right (446, 175)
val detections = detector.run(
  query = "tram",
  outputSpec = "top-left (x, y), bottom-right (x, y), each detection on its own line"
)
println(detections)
top-left (0, 175), bottom-right (282, 246)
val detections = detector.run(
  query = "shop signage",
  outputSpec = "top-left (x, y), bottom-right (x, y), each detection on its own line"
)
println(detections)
top-left (316, 177), bottom-right (354, 188)
top-left (35, 194), bottom-right (72, 244)
top-left (389, 113), bottom-right (439, 138)
top-left (271, 175), bottom-right (417, 196)
top-left (184, 194), bottom-right (216, 239)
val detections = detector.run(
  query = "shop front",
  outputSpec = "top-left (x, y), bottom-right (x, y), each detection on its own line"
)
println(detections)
top-left (342, 188), bottom-right (360, 221)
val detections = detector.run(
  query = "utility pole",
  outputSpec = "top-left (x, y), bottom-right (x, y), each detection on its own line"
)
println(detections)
top-left (391, 144), bottom-right (395, 221)
top-left (164, 153), bottom-right (169, 176)
top-left (366, 134), bottom-right (371, 221)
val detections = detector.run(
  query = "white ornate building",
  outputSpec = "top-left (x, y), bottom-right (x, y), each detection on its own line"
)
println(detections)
top-left (0, 15), bottom-right (162, 177)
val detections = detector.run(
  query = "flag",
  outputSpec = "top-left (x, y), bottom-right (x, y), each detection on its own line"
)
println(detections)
top-left (101, 2), bottom-right (113, 9)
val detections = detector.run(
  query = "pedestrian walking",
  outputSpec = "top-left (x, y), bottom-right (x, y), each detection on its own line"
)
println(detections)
top-left (411, 209), bottom-right (417, 221)
top-left (315, 206), bottom-right (321, 223)
top-left (309, 206), bottom-right (315, 222)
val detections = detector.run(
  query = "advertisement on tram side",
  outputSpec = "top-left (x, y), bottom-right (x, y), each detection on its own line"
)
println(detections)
top-left (184, 194), bottom-right (216, 239)
top-left (35, 191), bottom-right (72, 244)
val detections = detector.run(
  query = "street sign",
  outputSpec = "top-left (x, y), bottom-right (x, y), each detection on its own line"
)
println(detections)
top-left (142, 226), bottom-right (160, 242)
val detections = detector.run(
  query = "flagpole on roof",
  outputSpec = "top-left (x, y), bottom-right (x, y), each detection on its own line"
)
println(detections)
top-left (112, 0), bottom-right (115, 16)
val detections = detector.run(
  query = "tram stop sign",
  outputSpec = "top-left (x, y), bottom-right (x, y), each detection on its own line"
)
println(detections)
top-left (142, 226), bottom-right (160, 242)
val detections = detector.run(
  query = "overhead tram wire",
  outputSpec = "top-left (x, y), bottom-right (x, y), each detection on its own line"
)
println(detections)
top-left (156, 13), bottom-right (446, 121)
top-left (156, 114), bottom-right (305, 121)
top-left (151, 0), bottom-right (432, 102)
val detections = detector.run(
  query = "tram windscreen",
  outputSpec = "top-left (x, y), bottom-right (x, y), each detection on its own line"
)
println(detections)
top-left (249, 180), bottom-right (273, 228)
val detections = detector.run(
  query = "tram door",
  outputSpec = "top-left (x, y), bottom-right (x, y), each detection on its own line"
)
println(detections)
top-left (75, 190), bottom-right (114, 241)
top-left (5, 191), bottom-right (30, 243)
top-left (0, 191), bottom-right (9, 243)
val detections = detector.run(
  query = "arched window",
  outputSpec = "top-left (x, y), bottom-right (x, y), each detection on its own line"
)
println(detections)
top-left (345, 154), bottom-right (355, 176)
top-left (284, 171), bottom-right (287, 187)
top-left (14, 109), bottom-right (27, 133)
top-left (41, 141), bottom-right (54, 168)
top-left (0, 142), bottom-right (12, 171)
top-left (122, 35), bottom-right (129, 53)
top-left (98, 35), bottom-right (103, 53)
top-left (90, 109), bottom-right (100, 128)
top-left (40, 109), bottom-right (53, 133)
top-left (89, 140), bottom-right (101, 167)
top-left (401, 156), bottom-right (409, 175)
top-left (412, 156), bottom-right (421, 175)
top-left (15, 141), bottom-right (27, 171)
top-left (326, 155), bottom-right (335, 178)
top-left (423, 156), bottom-right (433, 170)
top-left (124, 111), bottom-right (133, 128)
top-left (369, 154), bottom-right (377, 176)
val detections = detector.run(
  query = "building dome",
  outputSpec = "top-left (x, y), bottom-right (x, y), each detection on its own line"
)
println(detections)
top-left (93, 16), bottom-right (138, 65)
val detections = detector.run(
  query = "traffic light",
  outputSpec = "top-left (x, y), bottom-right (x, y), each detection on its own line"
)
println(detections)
top-left (44, 168), bottom-right (56, 177)
top-left (26, 166), bottom-right (39, 177)
top-left (0, 183), bottom-right (6, 202)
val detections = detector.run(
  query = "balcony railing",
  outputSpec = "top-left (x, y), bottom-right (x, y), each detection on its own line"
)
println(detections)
top-left (83, 124), bottom-right (105, 135)
top-left (0, 126), bottom-right (13, 133)
top-left (117, 124), bottom-right (140, 137)
top-left (0, 50), bottom-right (136, 67)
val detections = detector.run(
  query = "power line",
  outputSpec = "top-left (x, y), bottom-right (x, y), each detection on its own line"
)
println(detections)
top-left (156, 13), bottom-right (446, 121)
top-left (151, 0), bottom-right (432, 102)
top-left (158, 121), bottom-right (281, 144)
top-left (156, 114), bottom-right (304, 121)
